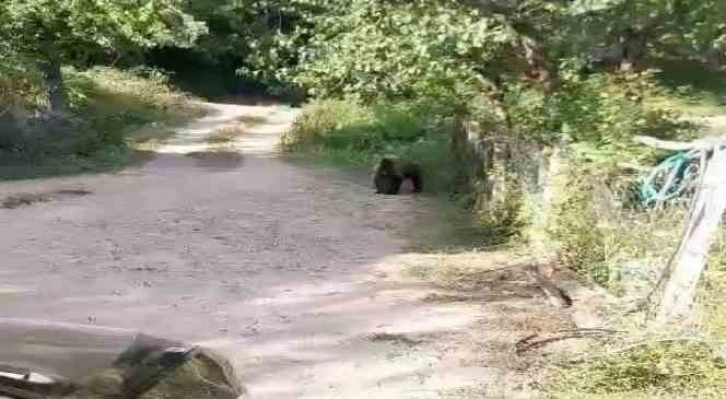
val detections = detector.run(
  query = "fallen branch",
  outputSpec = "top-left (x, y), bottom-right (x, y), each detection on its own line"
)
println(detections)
top-left (616, 162), bottom-right (651, 172)
top-left (525, 264), bottom-right (572, 308)
top-left (515, 328), bottom-right (620, 355)
top-left (453, 255), bottom-right (558, 275)
top-left (632, 135), bottom-right (723, 151)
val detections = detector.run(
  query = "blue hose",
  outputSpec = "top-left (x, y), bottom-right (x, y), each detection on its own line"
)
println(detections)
top-left (639, 151), bottom-right (692, 206)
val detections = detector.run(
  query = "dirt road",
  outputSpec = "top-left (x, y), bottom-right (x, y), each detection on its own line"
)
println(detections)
top-left (0, 103), bottom-right (571, 398)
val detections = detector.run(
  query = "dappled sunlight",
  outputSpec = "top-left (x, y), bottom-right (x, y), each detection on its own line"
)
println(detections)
top-left (187, 246), bottom-right (564, 398)
top-left (152, 102), bottom-right (298, 155)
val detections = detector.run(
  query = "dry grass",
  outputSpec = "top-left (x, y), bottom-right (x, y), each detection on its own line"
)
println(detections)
top-left (391, 251), bottom-right (577, 398)
top-left (1, 189), bottom-right (92, 209)
top-left (235, 115), bottom-right (268, 126)
top-left (206, 122), bottom-right (247, 144)
top-left (127, 123), bottom-right (176, 146)
top-left (1, 193), bottom-right (50, 209)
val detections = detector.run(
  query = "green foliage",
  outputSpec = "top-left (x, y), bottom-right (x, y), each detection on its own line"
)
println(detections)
top-left (0, 0), bottom-right (205, 111)
top-left (568, 0), bottom-right (726, 58)
top-left (501, 71), bottom-right (693, 151)
top-left (0, 67), bottom-right (201, 180)
top-left (183, 0), bottom-right (306, 62)
top-left (67, 66), bottom-right (202, 137)
top-left (547, 165), bottom-right (610, 284)
top-left (283, 99), bottom-right (373, 152)
top-left (1, 0), bottom-right (205, 63)
top-left (249, 0), bottom-right (519, 106)
top-left (284, 99), bottom-right (439, 154)
top-left (548, 341), bottom-right (726, 398)
top-left (284, 99), bottom-right (456, 192)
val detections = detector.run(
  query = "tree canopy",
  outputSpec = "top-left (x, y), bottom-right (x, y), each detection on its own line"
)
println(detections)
top-left (1, 0), bottom-right (205, 111)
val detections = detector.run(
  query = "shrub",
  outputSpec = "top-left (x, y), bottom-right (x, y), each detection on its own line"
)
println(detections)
top-left (284, 98), bottom-right (456, 191)
top-left (548, 341), bottom-right (726, 397)
top-left (546, 164), bottom-right (610, 283)
top-left (283, 99), bottom-right (373, 152)
top-left (284, 99), bottom-right (435, 155)
top-left (0, 66), bottom-right (202, 179)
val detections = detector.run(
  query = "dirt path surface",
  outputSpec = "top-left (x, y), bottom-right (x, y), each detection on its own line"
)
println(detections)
top-left (0, 103), bottom-right (572, 398)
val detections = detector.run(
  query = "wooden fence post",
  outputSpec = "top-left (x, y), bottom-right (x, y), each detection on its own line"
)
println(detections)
top-left (632, 135), bottom-right (726, 323)
top-left (658, 145), bottom-right (726, 322)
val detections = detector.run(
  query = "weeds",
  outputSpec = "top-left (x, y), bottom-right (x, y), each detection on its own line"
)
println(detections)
top-left (546, 340), bottom-right (726, 398)
top-left (650, 58), bottom-right (726, 117)
top-left (284, 99), bottom-right (456, 193)
top-left (207, 121), bottom-right (246, 144)
top-left (0, 67), bottom-right (203, 180)
top-left (1, 193), bottom-right (50, 209)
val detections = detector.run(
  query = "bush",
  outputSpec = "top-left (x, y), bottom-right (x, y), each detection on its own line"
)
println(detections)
top-left (284, 98), bottom-right (457, 192)
top-left (285, 99), bottom-right (427, 153)
top-left (0, 54), bottom-right (44, 111)
top-left (548, 341), bottom-right (726, 398)
top-left (501, 72), bottom-right (693, 152)
top-left (547, 164), bottom-right (610, 284)
top-left (67, 67), bottom-right (204, 139)
top-left (283, 99), bottom-right (373, 152)
top-left (0, 66), bottom-right (203, 179)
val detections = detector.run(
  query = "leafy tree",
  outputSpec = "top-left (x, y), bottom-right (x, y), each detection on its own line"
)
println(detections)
top-left (568, 0), bottom-right (726, 66)
top-left (181, 0), bottom-right (306, 64)
top-left (0, 0), bottom-right (206, 112)
top-left (250, 1), bottom-right (521, 103)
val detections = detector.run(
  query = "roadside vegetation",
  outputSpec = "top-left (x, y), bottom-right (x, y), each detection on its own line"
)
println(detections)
top-left (0, 65), bottom-right (203, 179)
top-left (650, 58), bottom-right (726, 117)
top-left (0, 1), bottom-right (205, 179)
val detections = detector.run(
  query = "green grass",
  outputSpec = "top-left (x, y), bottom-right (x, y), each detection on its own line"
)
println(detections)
top-left (546, 340), bottom-right (726, 399)
top-left (283, 99), bottom-right (458, 193)
top-left (68, 67), bottom-right (206, 143)
top-left (0, 66), bottom-right (204, 180)
top-left (540, 167), bottom-right (726, 398)
top-left (206, 122), bottom-right (246, 144)
top-left (650, 58), bottom-right (726, 116)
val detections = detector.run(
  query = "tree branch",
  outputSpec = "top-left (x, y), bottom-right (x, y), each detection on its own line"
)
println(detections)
top-left (633, 135), bottom-right (725, 151)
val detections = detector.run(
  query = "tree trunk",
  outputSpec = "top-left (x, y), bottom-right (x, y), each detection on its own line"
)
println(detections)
top-left (38, 58), bottom-right (67, 113)
top-left (451, 114), bottom-right (472, 194)
top-left (658, 147), bottom-right (726, 323)
top-left (618, 27), bottom-right (649, 72)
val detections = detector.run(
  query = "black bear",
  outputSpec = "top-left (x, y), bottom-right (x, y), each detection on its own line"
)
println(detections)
top-left (373, 157), bottom-right (422, 195)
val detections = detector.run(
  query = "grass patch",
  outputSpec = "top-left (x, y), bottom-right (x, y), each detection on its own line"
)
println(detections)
top-left (1, 193), bottom-right (50, 209)
top-left (206, 121), bottom-right (247, 144)
top-left (650, 58), bottom-right (726, 117)
top-left (283, 99), bottom-right (457, 193)
top-left (407, 196), bottom-right (519, 253)
top-left (69, 67), bottom-right (205, 134)
top-left (546, 340), bottom-right (726, 399)
top-left (236, 115), bottom-right (268, 126)
top-left (0, 66), bottom-right (204, 180)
